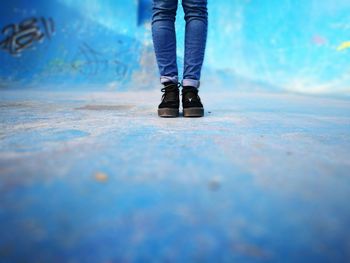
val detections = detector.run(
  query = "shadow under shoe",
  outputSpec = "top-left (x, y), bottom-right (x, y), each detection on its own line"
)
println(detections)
top-left (158, 83), bottom-right (180, 118)
top-left (182, 86), bottom-right (204, 117)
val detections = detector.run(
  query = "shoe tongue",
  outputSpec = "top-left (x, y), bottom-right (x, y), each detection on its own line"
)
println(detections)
top-left (183, 86), bottom-right (197, 93)
top-left (183, 87), bottom-right (197, 100)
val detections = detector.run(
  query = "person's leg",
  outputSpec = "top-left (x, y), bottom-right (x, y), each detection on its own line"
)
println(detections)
top-left (152, 0), bottom-right (180, 117)
top-left (182, 0), bottom-right (208, 88)
top-left (180, 0), bottom-right (207, 117)
top-left (152, 0), bottom-right (179, 85)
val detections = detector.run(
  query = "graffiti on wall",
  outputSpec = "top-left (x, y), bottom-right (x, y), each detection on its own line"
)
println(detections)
top-left (0, 17), bottom-right (55, 57)
top-left (71, 41), bottom-right (135, 81)
top-left (71, 43), bottom-right (109, 77)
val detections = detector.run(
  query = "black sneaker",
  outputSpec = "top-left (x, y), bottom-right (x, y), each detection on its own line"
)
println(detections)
top-left (158, 82), bottom-right (180, 118)
top-left (182, 86), bottom-right (204, 117)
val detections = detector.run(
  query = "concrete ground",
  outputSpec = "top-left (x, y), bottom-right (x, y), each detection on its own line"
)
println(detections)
top-left (0, 89), bottom-right (350, 262)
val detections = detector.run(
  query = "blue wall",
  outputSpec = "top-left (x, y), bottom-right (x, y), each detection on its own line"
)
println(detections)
top-left (1, 0), bottom-right (350, 95)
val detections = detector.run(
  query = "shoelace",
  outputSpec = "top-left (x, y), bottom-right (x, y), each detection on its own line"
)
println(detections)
top-left (161, 83), bottom-right (181, 101)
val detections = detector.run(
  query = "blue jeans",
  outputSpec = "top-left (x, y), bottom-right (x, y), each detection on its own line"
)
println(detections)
top-left (152, 0), bottom-right (208, 88)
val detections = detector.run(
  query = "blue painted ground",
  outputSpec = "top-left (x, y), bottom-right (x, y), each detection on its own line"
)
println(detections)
top-left (1, 89), bottom-right (350, 262)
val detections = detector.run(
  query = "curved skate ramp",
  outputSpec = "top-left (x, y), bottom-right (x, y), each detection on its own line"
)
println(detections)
top-left (1, 0), bottom-right (350, 95)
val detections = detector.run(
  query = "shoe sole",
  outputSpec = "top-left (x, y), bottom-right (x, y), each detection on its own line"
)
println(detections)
top-left (183, 107), bottom-right (204, 117)
top-left (158, 108), bottom-right (179, 118)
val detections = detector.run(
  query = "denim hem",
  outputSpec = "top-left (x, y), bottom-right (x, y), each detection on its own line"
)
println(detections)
top-left (182, 79), bottom-right (200, 88)
top-left (160, 76), bottom-right (179, 84)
